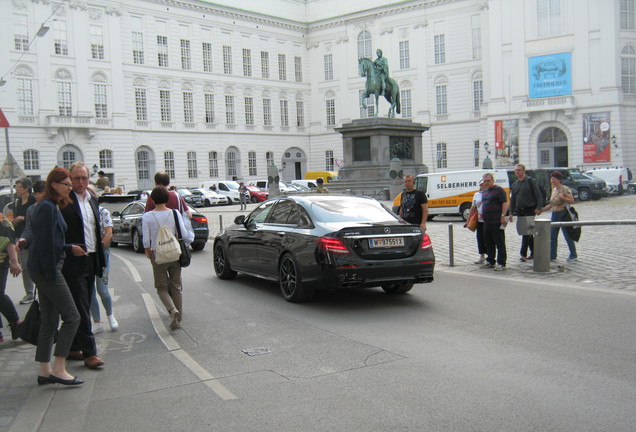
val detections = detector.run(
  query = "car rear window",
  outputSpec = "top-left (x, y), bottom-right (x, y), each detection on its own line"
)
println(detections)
top-left (310, 198), bottom-right (397, 223)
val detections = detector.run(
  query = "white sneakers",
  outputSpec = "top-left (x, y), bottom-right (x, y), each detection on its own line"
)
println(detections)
top-left (108, 315), bottom-right (119, 331)
top-left (93, 322), bottom-right (104, 334)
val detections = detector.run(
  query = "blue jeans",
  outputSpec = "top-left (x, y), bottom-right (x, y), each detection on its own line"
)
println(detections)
top-left (550, 210), bottom-right (577, 260)
top-left (90, 248), bottom-right (112, 321)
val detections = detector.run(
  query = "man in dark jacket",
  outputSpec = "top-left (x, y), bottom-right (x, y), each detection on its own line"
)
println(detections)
top-left (509, 164), bottom-right (543, 261)
top-left (11, 178), bottom-right (37, 304)
top-left (61, 163), bottom-right (106, 369)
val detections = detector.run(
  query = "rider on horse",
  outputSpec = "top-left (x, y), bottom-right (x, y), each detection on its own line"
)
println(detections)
top-left (374, 49), bottom-right (389, 96)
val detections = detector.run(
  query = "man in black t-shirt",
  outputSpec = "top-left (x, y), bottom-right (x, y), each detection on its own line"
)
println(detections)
top-left (399, 175), bottom-right (428, 230)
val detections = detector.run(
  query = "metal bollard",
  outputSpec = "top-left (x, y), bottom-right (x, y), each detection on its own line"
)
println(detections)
top-left (219, 214), bottom-right (223, 231)
top-left (448, 223), bottom-right (454, 267)
top-left (533, 219), bottom-right (551, 272)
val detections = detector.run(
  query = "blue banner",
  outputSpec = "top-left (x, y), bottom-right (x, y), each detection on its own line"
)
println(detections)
top-left (528, 52), bottom-right (572, 99)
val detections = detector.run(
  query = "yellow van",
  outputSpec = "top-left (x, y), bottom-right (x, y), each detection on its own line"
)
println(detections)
top-left (304, 171), bottom-right (339, 183)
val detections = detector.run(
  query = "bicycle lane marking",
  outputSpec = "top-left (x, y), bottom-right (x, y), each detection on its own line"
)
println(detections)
top-left (115, 253), bottom-right (238, 401)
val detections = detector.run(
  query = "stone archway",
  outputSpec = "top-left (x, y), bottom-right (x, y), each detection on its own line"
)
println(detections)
top-left (281, 147), bottom-right (306, 181)
top-left (57, 144), bottom-right (84, 169)
top-left (537, 126), bottom-right (568, 167)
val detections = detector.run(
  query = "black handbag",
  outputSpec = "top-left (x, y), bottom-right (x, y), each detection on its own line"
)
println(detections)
top-left (172, 211), bottom-right (192, 267)
top-left (19, 297), bottom-right (41, 345)
top-left (565, 205), bottom-right (582, 242)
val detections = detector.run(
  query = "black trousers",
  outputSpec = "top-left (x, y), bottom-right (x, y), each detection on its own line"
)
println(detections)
top-left (484, 223), bottom-right (507, 266)
top-left (516, 207), bottom-right (535, 257)
top-left (63, 253), bottom-right (98, 358)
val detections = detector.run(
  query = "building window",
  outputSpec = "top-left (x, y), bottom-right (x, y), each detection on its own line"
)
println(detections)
top-left (326, 99), bottom-right (335, 126)
top-left (227, 151), bottom-right (237, 177)
top-left (436, 142), bottom-right (447, 169)
top-left (325, 150), bottom-right (334, 171)
top-left (164, 151), bottom-right (175, 178)
top-left (473, 79), bottom-right (483, 112)
top-left (294, 56), bottom-right (302, 82)
top-left (357, 31), bottom-right (372, 58)
top-left (58, 81), bottom-right (72, 116)
top-left (261, 51), bottom-right (269, 78)
top-left (136, 150), bottom-right (150, 180)
top-left (278, 54), bottom-right (287, 80)
top-left (202, 42), bottom-right (212, 72)
top-left (622, 45), bottom-right (636, 94)
top-left (160, 90), bottom-right (171, 122)
top-left (157, 36), bottom-right (168, 67)
top-left (94, 83), bottom-right (108, 118)
top-left (204, 93), bottom-right (215, 123)
top-left (401, 89), bottom-right (412, 118)
top-left (434, 34), bottom-right (445, 64)
top-left (324, 54), bottom-right (333, 80)
top-left (472, 15), bottom-right (482, 60)
top-left (474, 141), bottom-right (480, 167)
top-left (621, 0), bottom-right (635, 30)
top-left (266, 151), bottom-right (274, 167)
top-left (399, 41), bottom-right (410, 69)
top-left (17, 78), bottom-right (33, 115)
top-left (209, 151), bottom-right (219, 177)
top-left (280, 99), bottom-right (289, 127)
top-left (14, 13), bottom-right (29, 51)
top-left (225, 95), bottom-right (235, 124)
top-left (23, 150), bottom-right (39, 170)
top-left (296, 101), bottom-right (304, 127)
top-left (435, 84), bottom-right (447, 115)
top-left (132, 31), bottom-right (144, 64)
top-left (263, 98), bottom-right (272, 126)
top-left (187, 151), bottom-right (198, 178)
top-left (62, 150), bottom-right (77, 169)
top-left (359, 90), bottom-right (375, 118)
top-left (98, 149), bottom-right (113, 169)
top-left (135, 87), bottom-right (147, 120)
top-left (183, 91), bottom-right (194, 123)
top-left (223, 46), bottom-right (232, 74)
top-left (245, 97), bottom-right (254, 125)
top-left (90, 25), bottom-right (104, 59)
top-left (243, 48), bottom-right (252, 77)
top-left (54, 20), bottom-right (69, 55)
top-left (180, 39), bottom-right (191, 70)
top-left (537, 0), bottom-right (561, 37)
top-left (248, 151), bottom-right (257, 176)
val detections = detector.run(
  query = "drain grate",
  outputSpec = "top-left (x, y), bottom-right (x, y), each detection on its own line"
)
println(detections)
top-left (242, 347), bottom-right (271, 356)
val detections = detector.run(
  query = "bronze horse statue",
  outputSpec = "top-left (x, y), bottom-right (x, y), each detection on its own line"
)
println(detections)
top-left (358, 57), bottom-right (401, 118)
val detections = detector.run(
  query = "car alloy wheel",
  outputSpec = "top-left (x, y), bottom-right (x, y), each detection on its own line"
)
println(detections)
top-left (213, 242), bottom-right (237, 279)
top-left (132, 229), bottom-right (144, 253)
top-left (279, 254), bottom-right (313, 302)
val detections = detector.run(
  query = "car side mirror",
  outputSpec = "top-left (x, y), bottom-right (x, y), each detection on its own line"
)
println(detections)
top-left (234, 215), bottom-right (246, 225)
top-left (111, 211), bottom-right (120, 217)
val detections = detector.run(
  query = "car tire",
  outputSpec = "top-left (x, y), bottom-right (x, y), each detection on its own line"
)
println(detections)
top-left (427, 214), bottom-right (435, 221)
top-left (381, 281), bottom-right (414, 294)
top-left (250, 196), bottom-right (258, 203)
top-left (204, 199), bottom-right (210, 206)
top-left (213, 242), bottom-right (237, 280)
top-left (578, 187), bottom-right (591, 201)
top-left (191, 242), bottom-right (205, 251)
top-left (617, 184), bottom-right (624, 196)
top-left (279, 253), bottom-right (314, 302)
top-left (460, 203), bottom-right (472, 221)
top-left (110, 241), bottom-right (118, 247)
top-left (132, 229), bottom-right (144, 253)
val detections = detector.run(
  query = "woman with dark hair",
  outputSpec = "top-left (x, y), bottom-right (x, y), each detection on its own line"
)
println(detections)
top-left (541, 171), bottom-right (577, 262)
top-left (27, 167), bottom-right (88, 385)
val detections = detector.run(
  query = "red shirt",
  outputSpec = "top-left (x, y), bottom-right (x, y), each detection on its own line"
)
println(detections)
top-left (144, 191), bottom-right (188, 213)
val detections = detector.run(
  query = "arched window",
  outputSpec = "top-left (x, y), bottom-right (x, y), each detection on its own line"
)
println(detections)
top-left (472, 71), bottom-right (483, 112)
top-left (57, 144), bottom-right (83, 169)
top-left (55, 69), bottom-right (73, 117)
top-left (357, 31), bottom-right (372, 59)
top-left (400, 80), bottom-right (412, 118)
top-left (226, 147), bottom-right (240, 179)
top-left (539, 127), bottom-right (567, 143)
top-left (621, 45), bottom-right (636, 94)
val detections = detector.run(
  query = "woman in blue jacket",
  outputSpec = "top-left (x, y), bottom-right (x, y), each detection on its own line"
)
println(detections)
top-left (26, 168), bottom-right (88, 386)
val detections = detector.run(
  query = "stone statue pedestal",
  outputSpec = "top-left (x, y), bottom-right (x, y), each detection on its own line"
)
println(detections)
top-left (335, 118), bottom-right (430, 180)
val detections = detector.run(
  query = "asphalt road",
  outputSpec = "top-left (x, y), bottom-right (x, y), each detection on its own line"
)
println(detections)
top-left (5, 243), bottom-right (635, 432)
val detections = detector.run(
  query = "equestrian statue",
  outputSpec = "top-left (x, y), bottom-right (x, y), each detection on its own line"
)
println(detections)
top-left (358, 49), bottom-right (401, 118)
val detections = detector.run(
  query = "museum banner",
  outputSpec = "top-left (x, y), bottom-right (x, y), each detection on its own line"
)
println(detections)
top-left (583, 112), bottom-right (611, 163)
top-left (528, 52), bottom-right (572, 99)
top-left (494, 120), bottom-right (519, 168)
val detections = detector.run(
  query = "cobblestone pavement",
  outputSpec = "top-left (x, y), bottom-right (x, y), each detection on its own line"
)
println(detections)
top-left (0, 192), bottom-right (634, 431)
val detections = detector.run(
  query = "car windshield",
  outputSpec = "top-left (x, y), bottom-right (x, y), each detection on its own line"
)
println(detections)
top-left (224, 181), bottom-right (240, 190)
top-left (310, 198), bottom-right (397, 223)
top-left (178, 189), bottom-right (193, 196)
top-left (568, 170), bottom-right (588, 180)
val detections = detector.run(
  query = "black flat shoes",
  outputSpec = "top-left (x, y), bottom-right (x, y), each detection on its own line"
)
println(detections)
top-left (48, 374), bottom-right (84, 386)
top-left (37, 375), bottom-right (52, 385)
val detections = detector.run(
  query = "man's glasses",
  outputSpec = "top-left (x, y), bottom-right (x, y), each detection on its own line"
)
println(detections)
top-left (72, 176), bottom-right (90, 182)
top-left (56, 181), bottom-right (73, 188)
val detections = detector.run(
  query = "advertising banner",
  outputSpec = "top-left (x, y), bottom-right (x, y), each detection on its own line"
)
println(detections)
top-left (528, 52), bottom-right (572, 99)
top-left (583, 112), bottom-right (611, 163)
top-left (494, 120), bottom-right (519, 168)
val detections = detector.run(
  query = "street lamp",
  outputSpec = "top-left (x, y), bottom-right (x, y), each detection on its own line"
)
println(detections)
top-left (482, 141), bottom-right (493, 169)
top-left (611, 135), bottom-right (617, 149)
top-left (92, 164), bottom-right (99, 175)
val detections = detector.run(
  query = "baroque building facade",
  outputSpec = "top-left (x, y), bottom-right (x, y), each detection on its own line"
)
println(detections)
top-left (0, 0), bottom-right (634, 190)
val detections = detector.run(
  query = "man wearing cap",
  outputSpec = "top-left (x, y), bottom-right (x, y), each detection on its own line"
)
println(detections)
top-left (314, 177), bottom-right (330, 193)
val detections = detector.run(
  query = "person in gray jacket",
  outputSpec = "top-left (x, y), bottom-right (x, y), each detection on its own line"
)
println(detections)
top-left (508, 164), bottom-right (543, 261)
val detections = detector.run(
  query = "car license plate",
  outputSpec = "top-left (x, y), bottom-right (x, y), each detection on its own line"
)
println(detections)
top-left (369, 237), bottom-right (404, 248)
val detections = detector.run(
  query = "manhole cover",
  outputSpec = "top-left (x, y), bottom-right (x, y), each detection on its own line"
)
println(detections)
top-left (242, 347), bottom-right (271, 356)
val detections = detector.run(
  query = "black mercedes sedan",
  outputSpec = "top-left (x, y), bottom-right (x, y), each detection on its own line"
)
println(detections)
top-left (213, 195), bottom-right (434, 302)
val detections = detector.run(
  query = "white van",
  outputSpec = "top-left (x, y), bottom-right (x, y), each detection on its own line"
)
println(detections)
top-left (291, 179), bottom-right (317, 189)
top-left (413, 169), bottom-right (511, 220)
top-left (584, 167), bottom-right (629, 195)
top-left (200, 180), bottom-right (242, 203)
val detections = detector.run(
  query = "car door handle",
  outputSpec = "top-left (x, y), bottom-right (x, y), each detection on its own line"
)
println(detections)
top-left (277, 231), bottom-right (286, 237)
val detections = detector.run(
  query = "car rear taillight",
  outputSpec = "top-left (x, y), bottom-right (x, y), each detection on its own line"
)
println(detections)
top-left (619, 175), bottom-right (623, 184)
top-left (193, 216), bottom-right (207, 224)
top-left (420, 233), bottom-right (432, 250)
top-left (318, 237), bottom-right (349, 254)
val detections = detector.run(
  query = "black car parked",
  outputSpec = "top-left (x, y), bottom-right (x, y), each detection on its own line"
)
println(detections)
top-left (213, 195), bottom-right (435, 302)
top-left (111, 200), bottom-right (209, 252)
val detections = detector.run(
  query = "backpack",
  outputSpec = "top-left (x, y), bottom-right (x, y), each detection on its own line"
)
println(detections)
top-left (152, 212), bottom-right (181, 264)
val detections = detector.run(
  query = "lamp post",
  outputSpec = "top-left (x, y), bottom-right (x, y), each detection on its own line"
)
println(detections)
top-left (482, 141), bottom-right (493, 169)
top-left (92, 164), bottom-right (99, 175)
top-left (611, 135), bottom-right (617, 148)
